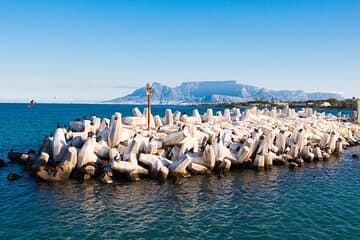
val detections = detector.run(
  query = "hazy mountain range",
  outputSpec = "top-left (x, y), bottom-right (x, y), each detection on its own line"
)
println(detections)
top-left (107, 80), bottom-right (343, 104)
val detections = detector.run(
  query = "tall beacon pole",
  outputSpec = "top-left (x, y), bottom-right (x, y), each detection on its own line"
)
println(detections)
top-left (146, 83), bottom-right (152, 131)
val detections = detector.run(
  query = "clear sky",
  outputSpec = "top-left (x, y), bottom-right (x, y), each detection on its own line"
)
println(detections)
top-left (0, 0), bottom-right (359, 102)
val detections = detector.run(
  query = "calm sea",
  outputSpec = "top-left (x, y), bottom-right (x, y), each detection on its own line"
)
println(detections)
top-left (0, 104), bottom-right (359, 239)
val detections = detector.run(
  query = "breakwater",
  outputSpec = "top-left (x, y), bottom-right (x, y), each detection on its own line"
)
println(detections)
top-left (6, 106), bottom-right (360, 183)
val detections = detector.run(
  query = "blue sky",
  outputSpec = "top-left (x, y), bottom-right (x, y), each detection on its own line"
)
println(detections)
top-left (0, 0), bottom-right (359, 102)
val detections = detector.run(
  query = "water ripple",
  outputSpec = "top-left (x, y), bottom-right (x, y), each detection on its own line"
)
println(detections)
top-left (0, 104), bottom-right (359, 239)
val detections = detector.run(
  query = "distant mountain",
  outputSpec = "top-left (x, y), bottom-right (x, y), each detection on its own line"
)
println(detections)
top-left (107, 80), bottom-right (343, 104)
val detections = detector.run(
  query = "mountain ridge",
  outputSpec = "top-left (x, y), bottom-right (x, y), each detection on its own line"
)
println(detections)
top-left (107, 80), bottom-right (344, 104)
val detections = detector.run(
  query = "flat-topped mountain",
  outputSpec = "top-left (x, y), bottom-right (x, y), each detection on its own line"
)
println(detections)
top-left (108, 80), bottom-right (343, 104)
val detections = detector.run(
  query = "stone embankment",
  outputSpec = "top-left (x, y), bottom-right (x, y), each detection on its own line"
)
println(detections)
top-left (7, 106), bottom-right (360, 183)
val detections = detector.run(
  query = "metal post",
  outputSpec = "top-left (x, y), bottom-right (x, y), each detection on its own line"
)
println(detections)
top-left (357, 98), bottom-right (360, 123)
top-left (146, 83), bottom-right (152, 131)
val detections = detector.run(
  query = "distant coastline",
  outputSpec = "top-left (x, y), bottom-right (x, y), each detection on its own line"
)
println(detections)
top-left (193, 98), bottom-right (357, 110)
top-left (0, 98), bottom-right (357, 111)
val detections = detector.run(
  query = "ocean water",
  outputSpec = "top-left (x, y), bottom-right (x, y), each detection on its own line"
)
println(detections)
top-left (0, 103), bottom-right (359, 239)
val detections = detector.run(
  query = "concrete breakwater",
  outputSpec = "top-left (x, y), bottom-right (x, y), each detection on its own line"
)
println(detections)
top-left (7, 107), bottom-right (360, 183)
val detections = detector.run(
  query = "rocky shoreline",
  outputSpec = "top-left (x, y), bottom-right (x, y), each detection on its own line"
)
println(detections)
top-left (5, 106), bottom-right (360, 183)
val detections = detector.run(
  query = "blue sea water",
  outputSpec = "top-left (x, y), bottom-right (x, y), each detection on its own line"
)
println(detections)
top-left (0, 103), bottom-right (359, 239)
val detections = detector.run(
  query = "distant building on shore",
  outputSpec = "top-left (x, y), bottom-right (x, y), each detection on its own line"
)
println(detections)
top-left (320, 102), bottom-right (332, 108)
top-left (275, 102), bottom-right (289, 107)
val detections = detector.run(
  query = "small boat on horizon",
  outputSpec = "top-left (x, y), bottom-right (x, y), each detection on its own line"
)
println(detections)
top-left (27, 99), bottom-right (36, 108)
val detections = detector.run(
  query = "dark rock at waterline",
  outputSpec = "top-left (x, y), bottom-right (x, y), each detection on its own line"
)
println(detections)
top-left (273, 158), bottom-right (289, 166)
top-left (0, 159), bottom-right (8, 167)
top-left (352, 154), bottom-right (360, 159)
top-left (8, 151), bottom-right (29, 164)
top-left (173, 177), bottom-right (183, 185)
top-left (295, 158), bottom-right (304, 166)
top-left (100, 170), bottom-right (113, 184)
top-left (289, 162), bottom-right (298, 170)
top-left (83, 174), bottom-right (92, 181)
top-left (7, 173), bottom-right (22, 181)
top-left (127, 172), bottom-right (140, 182)
top-left (83, 165), bottom-right (97, 177)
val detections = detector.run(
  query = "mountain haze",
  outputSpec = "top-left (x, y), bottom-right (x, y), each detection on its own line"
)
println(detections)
top-left (108, 81), bottom-right (343, 104)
